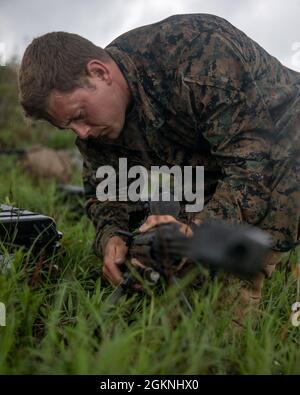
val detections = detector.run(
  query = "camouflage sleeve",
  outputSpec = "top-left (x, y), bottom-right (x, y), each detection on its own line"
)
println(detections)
top-left (181, 35), bottom-right (275, 227)
top-left (75, 139), bottom-right (131, 258)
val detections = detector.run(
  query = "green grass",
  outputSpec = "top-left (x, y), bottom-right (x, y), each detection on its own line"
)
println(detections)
top-left (0, 64), bottom-right (299, 375)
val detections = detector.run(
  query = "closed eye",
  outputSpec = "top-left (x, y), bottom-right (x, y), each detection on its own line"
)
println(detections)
top-left (51, 111), bottom-right (85, 130)
top-left (72, 111), bottom-right (84, 123)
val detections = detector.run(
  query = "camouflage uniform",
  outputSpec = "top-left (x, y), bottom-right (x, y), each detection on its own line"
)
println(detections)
top-left (76, 14), bottom-right (300, 321)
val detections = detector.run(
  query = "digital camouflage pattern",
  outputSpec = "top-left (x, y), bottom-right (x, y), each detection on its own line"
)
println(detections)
top-left (75, 14), bottom-right (300, 257)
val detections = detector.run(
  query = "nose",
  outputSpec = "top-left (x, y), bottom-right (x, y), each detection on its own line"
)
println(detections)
top-left (71, 123), bottom-right (91, 139)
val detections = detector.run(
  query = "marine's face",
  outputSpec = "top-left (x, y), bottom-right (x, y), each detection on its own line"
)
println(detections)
top-left (47, 61), bottom-right (130, 140)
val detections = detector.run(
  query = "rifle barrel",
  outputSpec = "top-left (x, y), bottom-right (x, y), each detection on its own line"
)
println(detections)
top-left (0, 148), bottom-right (26, 155)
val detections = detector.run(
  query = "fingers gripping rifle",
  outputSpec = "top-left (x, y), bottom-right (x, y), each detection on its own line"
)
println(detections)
top-left (124, 221), bottom-right (271, 279)
top-left (109, 196), bottom-right (271, 307)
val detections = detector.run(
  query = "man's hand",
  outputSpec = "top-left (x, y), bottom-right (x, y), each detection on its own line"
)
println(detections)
top-left (130, 215), bottom-right (198, 273)
top-left (103, 236), bottom-right (128, 285)
top-left (139, 215), bottom-right (194, 236)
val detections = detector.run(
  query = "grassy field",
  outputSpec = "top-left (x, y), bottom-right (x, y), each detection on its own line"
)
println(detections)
top-left (0, 65), bottom-right (299, 375)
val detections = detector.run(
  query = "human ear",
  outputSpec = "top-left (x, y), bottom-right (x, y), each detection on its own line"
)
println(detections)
top-left (86, 60), bottom-right (112, 84)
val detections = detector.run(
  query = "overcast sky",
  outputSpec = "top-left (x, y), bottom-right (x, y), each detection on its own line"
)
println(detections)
top-left (1, 0), bottom-right (300, 71)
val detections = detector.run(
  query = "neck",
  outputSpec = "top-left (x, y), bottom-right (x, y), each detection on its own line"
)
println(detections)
top-left (109, 59), bottom-right (132, 112)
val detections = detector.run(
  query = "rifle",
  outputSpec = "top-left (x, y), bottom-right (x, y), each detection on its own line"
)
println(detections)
top-left (108, 197), bottom-right (271, 306)
top-left (0, 148), bottom-right (26, 155)
top-left (56, 184), bottom-right (85, 199)
top-left (56, 184), bottom-right (85, 218)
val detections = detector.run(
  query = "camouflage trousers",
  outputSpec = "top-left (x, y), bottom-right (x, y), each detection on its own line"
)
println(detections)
top-left (177, 249), bottom-right (284, 329)
top-left (219, 250), bottom-right (283, 329)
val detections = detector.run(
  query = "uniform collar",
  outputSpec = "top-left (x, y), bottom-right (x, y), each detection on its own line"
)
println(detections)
top-left (105, 46), bottom-right (165, 131)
